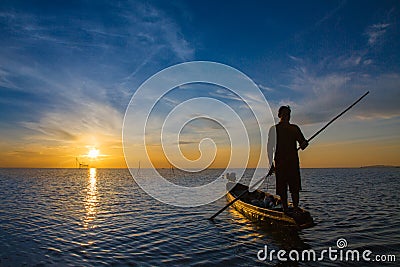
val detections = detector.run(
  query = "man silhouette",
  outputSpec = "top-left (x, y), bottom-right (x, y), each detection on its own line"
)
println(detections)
top-left (267, 106), bottom-right (308, 212)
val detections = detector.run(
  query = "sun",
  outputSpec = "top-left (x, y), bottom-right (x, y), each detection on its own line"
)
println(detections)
top-left (88, 148), bottom-right (100, 159)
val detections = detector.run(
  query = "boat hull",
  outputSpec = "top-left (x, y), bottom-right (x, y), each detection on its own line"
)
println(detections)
top-left (226, 183), bottom-right (315, 230)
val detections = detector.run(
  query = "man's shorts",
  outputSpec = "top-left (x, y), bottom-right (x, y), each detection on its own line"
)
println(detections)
top-left (275, 164), bottom-right (301, 196)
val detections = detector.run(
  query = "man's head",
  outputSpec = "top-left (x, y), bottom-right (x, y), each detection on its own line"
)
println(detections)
top-left (278, 105), bottom-right (291, 121)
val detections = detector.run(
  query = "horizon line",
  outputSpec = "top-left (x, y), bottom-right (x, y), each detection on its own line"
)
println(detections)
top-left (0, 165), bottom-right (398, 169)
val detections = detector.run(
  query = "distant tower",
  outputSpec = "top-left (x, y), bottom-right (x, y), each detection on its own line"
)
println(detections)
top-left (76, 157), bottom-right (89, 168)
top-left (136, 161), bottom-right (141, 176)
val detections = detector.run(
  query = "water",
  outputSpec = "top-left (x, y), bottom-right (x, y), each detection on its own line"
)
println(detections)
top-left (0, 168), bottom-right (399, 266)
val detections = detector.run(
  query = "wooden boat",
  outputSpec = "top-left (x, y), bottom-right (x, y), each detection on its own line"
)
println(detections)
top-left (226, 182), bottom-right (315, 230)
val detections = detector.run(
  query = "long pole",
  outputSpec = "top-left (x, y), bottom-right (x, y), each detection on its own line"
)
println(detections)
top-left (209, 91), bottom-right (369, 220)
top-left (306, 91), bottom-right (369, 144)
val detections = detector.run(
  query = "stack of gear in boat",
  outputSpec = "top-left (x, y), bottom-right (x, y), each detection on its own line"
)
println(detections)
top-left (224, 173), bottom-right (312, 225)
top-left (224, 173), bottom-right (283, 210)
top-left (245, 191), bottom-right (282, 210)
top-left (246, 189), bottom-right (312, 224)
top-left (245, 190), bottom-right (311, 224)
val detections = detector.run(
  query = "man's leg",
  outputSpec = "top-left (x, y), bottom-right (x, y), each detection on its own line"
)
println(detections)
top-left (280, 185), bottom-right (288, 212)
top-left (289, 170), bottom-right (301, 209)
top-left (276, 174), bottom-right (288, 212)
top-left (291, 191), bottom-right (299, 208)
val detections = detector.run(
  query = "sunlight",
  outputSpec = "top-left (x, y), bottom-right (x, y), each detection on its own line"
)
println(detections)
top-left (89, 167), bottom-right (97, 184)
top-left (88, 148), bottom-right (100, 159)
top-left (84, 167), bottom-right (98, 229)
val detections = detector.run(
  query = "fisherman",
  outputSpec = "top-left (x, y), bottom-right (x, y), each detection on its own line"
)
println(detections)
top-left (267, 106), bottom-right (308, 213)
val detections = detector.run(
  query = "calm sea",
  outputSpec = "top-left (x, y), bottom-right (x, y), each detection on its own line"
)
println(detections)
top-left (0, 168), bottom-right (399, 266)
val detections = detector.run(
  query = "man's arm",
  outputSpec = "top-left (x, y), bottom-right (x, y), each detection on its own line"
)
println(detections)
top-left (267, 126), bottom-right (276, 165)
top-left (296, 125), bottom-right (308, 150)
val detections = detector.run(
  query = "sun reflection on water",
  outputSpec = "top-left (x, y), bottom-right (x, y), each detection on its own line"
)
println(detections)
top-left (84, 168), bottom-right (98, 229)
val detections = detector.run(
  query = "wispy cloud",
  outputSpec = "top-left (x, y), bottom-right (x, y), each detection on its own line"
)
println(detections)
top-left (283, 69), bottom-right (400, 124)
top-left (258, 83), bottom-right (274, 92)
top-left (0, 1), bottom-right (195, 164)
top-left (21, 100), bottom-right (123, 143)
top-left (365, 23), bottom-right (390, 46)
top-left (314, 0), bottom-right (347, 27)
top-left (0, 67), bottom-right (17, 89)
top-left (276, 13), bottom-right (399, 125)
top-left (208, 88), bottom-right (242, 101)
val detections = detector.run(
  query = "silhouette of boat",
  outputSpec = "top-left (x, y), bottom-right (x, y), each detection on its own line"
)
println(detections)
top-left (227, 182), bottom-right (315, 230)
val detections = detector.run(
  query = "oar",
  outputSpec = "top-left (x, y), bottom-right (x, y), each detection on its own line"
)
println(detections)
top-left (208, 174), bottom-right (267, 220)
top-left (208, 91), bottom-right (369, 220)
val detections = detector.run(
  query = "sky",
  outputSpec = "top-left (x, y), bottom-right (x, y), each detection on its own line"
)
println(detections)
top-left (0, 0), bottom-right (399, 168)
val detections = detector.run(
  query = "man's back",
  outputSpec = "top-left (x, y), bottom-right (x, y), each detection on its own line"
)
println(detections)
top-left (274, 122), bottom-right (306, 163)
top-left (267, 105), bottom-right (308, 211)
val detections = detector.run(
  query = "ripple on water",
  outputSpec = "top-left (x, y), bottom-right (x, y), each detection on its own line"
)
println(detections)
top-left (0, 168), bottom-right (399, 266)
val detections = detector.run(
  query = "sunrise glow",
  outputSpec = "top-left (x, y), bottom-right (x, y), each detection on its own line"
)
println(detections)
top-left (88, 148), bottom-right (100, 159)
top-left (0, 1), bottom-right (398, 169)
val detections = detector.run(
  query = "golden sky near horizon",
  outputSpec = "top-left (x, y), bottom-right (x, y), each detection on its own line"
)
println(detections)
top-left (1, 2), bottom-right (399, 169)
top-left (1, 130), bottom-right (399, 168)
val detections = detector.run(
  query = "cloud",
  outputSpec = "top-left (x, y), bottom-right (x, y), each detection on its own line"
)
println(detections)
top-left (159, 20), bottom-right (194, 61)
top-left (363, 59), bottom-right (373, 65)
top-left (365, 23), bottom-right (390, 46)
top-left (21, 100), bottom-right (123, 144)
top-left (178, 140), bottom-right (198, 145)
top-left (314, 0), bottom-right (347, 27)
top-left (277, 73), bottom-right (347, 124)
top-left (0, 1), bottom-right (196, 156)
top-left (118, 2), bottom-right (194, 61)
top-left (258, 83), bottom-right (274, 92)
top-left (353, 73), bottom-right (400, 119)
top-left (283, 66), bottom-right (400, 124)
top-left (0, 2), bottom-right (195, 88)
top-left (280, 16), bottom-right (399, 125)
top-left (337, 54), bottom-right (362, 68)
top-left (208, 88), bottom-right (243, 101)
top-left (22, 121), bottom-right (78, 141)
top-left (0, 67), bottom-right (18, 89)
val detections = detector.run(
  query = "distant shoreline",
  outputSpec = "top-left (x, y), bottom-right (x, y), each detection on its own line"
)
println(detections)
top-left (359, 165), bottom-right (400, 169)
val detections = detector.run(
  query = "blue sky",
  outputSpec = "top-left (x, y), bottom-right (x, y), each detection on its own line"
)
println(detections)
top-left (0, 0), bottom-right (399, 167)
